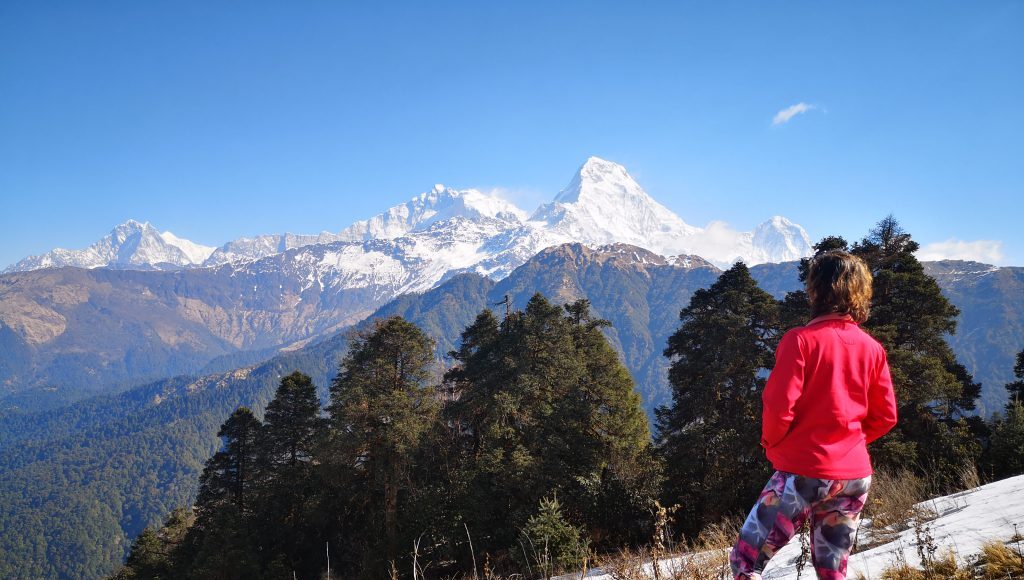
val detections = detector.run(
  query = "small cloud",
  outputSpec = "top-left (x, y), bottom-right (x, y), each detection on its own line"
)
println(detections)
top-left (917, 238), bottom-right (1004, 264)
top-left (482, 186), bottom-right (544, 215)
top-left (773, 102), bottom-right (815, 126)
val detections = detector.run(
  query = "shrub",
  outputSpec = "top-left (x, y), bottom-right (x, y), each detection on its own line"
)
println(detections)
top-left (518, 496), bottom-right (590, 576)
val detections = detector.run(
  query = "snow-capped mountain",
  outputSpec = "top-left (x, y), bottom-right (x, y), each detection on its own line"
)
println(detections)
top-left (526, 157), bottom-right (813, 265)
top-left (4, 220), bottom-right (215, 273)
top-left (338, 183), bottom-right (527, 241)
top-left (4, 158), bottom-right (813, 278)
top-left (529, 157), bottom-right (701, 251)
top-left (203, 232), bottom-right (346, 266)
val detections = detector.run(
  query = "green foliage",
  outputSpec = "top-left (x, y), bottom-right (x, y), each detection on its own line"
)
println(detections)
top-left (985, 402), bottom-right (1024, 480)
top-left (444, 295), bottom-right (660, 564)
top-left (984, 351), bottom-right (1024, 479)
top-left (518, 496), bottom-right (590, 574)
top-left (326, 316), bottom-right (440, 575)
top-left (1007, 350), bottom-right (1024, 405)
top-left (0, 275), bottom-right (485, 580)
top-left (656, 262), bottom-right (779, 534)
top-left (109, 508), bottom-right (193, 580)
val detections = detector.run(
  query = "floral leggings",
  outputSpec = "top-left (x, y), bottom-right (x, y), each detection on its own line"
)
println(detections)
top-left (730, 471), bottom-right (871, 580)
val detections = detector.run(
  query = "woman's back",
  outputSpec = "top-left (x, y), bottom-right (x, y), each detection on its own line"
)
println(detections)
top-left (761, 314), bottom-right (895, 480)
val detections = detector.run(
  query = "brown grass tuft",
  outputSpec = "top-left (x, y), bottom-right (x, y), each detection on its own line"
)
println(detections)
top-left (979, 540), bottom-right (1024, 579)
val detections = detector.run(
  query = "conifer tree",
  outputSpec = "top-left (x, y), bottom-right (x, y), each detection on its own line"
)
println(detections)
top-left (656, 263), bottom-right (780, 534)
top-left (180, 408), bottom-right (262, 579)
top-left (254, 371), bottom-right (325, 578)
top-left (986, 350), bottom-right (1024, 479)
top-left (445, 295), bottom-right (659, 557)
top-left (261, 371), bottom-right (323, 471)
top-left (111, 508), bottom-right (194, 580)
top-left (851, 216), bottom-right (981, 486)
top-left (326, 316), bottom-right (439, 575)
top-left (196, 407), bottom-right (262, 513)
top-left (1007, 350), bottom-right (1024, 405)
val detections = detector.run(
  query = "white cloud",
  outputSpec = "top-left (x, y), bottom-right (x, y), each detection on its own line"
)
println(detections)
top-left (482, 186), bottom-right (544, 215)
top-left (917, 238), bottom-right (1004, 264)
top-left (773, 102), bottom-right (815, 126)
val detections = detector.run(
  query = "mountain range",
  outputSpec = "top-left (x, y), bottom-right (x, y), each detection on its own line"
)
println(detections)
top-left (5, 157), bottom-right (813, 276)
top-left (2, 158), bottom-right (1021, 415)
top-left (0, 158), bottom-right (814, 408)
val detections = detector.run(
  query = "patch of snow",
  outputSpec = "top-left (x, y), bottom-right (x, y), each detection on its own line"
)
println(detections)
top-left (567, 474), bottom-right (1024, 580)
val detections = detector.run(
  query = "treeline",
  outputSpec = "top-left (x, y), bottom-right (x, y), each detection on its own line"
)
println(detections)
top-left (113, 217), bottom-right (1024, 579)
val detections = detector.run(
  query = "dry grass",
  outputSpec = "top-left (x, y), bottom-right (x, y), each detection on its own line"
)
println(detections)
top-left (978, 540), bottom-right (1024, 579)
top-left (595, 517), bottom-right (739, 580)
top-left (859, 468), bottom-right (932, 551)
top-left (874, 538), bottom-right (1024, 579)
top-left (864, 469), bottom-right (928, 531)
top-left (879, 549), bottom-right (973, 580)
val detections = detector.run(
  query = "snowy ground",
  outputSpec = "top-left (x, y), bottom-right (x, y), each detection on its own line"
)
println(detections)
top-left (562, 474), bottom-right (1024, 579)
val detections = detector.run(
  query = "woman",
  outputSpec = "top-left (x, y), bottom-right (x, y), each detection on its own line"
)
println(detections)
top-left (729, 250), bottom-right (898, 580)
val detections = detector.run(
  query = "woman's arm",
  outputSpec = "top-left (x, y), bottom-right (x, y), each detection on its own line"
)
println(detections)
top-left (863, 350), bottom-right (898, 444)
top-left (761, 331), bottom-right (805, 449)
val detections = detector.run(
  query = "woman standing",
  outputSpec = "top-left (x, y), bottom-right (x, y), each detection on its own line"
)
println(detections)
top-left (729, 250), bottom-right (898, 580)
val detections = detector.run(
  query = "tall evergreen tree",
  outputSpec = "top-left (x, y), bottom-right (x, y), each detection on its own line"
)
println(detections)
top-left (254, 371), bottom-right (326, 578)
top-left (261, 371), bottom-right (323, 471)
top-left (326, 316), bottom-right (440, 576)
top-left (656, 262), bottom-right (780, 535)
top-left (1007, 350), bottom-right (1024, 405)
top-left (986, 349), bottom-right (1024, 479)
top-left (196, 407), bottom-right (263, 513)
top-left (445, 294), bottom-right (659, 559)
top-left (110, 508), bottom-right (194, 580)
top-left (851, 216), bottom-right (981, 487)
top-left (180, 407), bottom-right (263, 579)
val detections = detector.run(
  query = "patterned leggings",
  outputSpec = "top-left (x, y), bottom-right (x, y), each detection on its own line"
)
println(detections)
top-left (730, 471), bottom-right (871, 580)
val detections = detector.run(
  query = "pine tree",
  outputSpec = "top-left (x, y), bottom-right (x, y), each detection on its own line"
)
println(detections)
top-left (445, 294), bottom-right (659, 558)
top-left (196, 407), bottom-right (262, 514)
top-left (261, 371), bottom-right (323, 471)
top-left (1007, 350), bottom-right (1024, 405)
top-left (326, 316), bottom-right (440, 576)
top-left (181, 408), bottom-right (263, 579)
top-left (254, 371), bottom-right (326, 578)
top-left (986, 349), bottom-right (1024, 479)
top-left (110, 508), bottom-right (194, 580)
top-left (518, 496), bottom-right (590, 574)
top-left (656, 262), bottom-right (780, 534)
top-left (851, 216), bottom-right (981, 487)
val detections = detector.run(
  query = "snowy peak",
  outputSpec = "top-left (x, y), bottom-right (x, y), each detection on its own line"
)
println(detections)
top-left (750, 216), bottom-right (814, 263)
top-left (530, 157), bottom-right (699, 252)
top-left (339, 185), bottom-right (527, 242)
top-left (553, 156), bottom-right (647, 204)
top-left (4, 220), bottom-right (215, 273)
top-left (159, 231), bottom-right (216, 264)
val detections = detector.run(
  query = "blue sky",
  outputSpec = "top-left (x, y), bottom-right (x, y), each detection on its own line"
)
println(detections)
top-left (2, 1), bottom-right (1022, 267)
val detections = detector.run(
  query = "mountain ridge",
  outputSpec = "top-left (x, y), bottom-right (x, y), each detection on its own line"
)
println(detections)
top-left (5, 158), bottom-right (813, 275)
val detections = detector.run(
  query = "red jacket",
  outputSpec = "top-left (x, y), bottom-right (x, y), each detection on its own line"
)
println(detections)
top-left (761, 314), bottom-right (897, 479)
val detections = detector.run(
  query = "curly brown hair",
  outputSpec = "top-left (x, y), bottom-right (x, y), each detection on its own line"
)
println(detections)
top-left (806, 250), bottom-right (873, 323)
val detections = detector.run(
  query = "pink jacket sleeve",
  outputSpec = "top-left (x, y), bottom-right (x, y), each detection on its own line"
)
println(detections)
top-left (761, 331), bottom-right (805, 449)
top-left (863, 351), bottom-right (898, 444)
